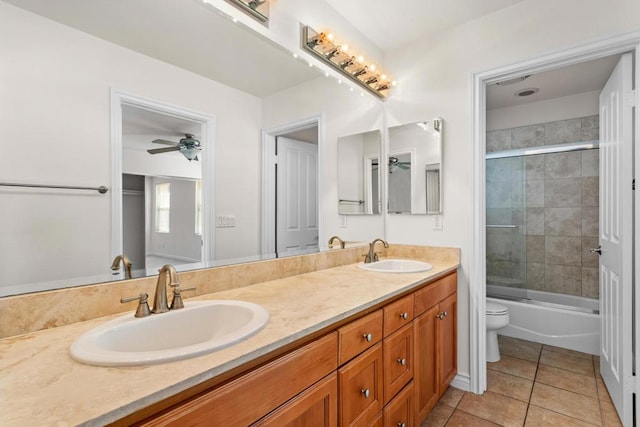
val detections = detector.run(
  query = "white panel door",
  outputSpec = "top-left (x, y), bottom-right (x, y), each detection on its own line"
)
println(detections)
top-left (599, 52), bottom-right (633, 426)
top-left (276, 137), bottom-right (319, 257)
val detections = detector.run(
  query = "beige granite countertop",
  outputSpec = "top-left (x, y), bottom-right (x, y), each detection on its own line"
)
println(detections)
top-left (0, 258), bottom-right (458, 426)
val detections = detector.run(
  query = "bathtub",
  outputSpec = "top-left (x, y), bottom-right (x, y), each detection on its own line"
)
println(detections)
top-left (487, 285), bottom-right (600, 355)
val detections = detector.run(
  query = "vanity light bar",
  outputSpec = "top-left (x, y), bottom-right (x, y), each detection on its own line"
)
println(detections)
top-left (302, 25), bottom-right (395, 99)
top-left (224, 0), bottom-right (269, 23)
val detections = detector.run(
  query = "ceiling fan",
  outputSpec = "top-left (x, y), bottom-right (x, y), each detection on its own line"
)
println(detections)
top-left (147, 134), bottom-right (201, 161)
top-left (373, 156), bottom-right (411, 173)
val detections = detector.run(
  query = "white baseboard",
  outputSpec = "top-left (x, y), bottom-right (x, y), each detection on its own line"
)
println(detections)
top-left (450, 373), bottom-right (471, 392)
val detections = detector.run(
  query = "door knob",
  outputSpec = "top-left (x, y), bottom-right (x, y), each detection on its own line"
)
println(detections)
top-left (589, 245), bottom-right (602, 255)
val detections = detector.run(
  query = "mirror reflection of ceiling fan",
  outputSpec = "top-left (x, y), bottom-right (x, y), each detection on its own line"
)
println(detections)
top-left (374, 156), bottom-right (410, 173)
top-left (147, 134), bottom-right (201, 161)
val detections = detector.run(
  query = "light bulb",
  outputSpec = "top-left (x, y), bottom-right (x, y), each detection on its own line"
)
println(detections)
top-left (381, 74), bottom-right (388, 80)
top-left (232, 17), bottom-right (238, 23)
top-left (341, 44), bottom-right (349, 53)
top-left (325, 71), bottom-right (330, 77)
top-left (327, 33), bottom-right (335, 41)
top-left (349, 87), bottom-right (354, 92)
top-left (357, 55), bottom-right (365, 63)
top-left (369, 64), bottom-right (376, 72)
top-left (293, 53), bottom-right (298, 58)
top-left (308, 62), bottom-right (313, 67)
top-left (337, 79), bottom-right (342, 84)
top-left (392, 80), bottom-right (397, 86)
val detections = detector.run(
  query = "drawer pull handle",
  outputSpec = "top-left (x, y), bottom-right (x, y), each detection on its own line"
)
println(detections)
top-left (361, 388), bottom-right (370, 398)
top-left (362, 333), bottom-right (373, 342)
top-left (398, 423), bottom-right (406, 427)
top-left (397, 358), bottom-right (407, 366)
top-left (400, 312), bottom-right (409, 320)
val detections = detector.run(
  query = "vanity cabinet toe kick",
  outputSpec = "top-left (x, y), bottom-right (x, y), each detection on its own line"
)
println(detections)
top-left (124, 270), bottom-right (457, 427)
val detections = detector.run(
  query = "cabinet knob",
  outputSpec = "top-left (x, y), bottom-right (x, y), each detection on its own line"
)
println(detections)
top-left (398, 423), bottom-right (406, 427)
top-left (360, 388), bottom-right (370, 398)
top-left (399, 312), bottom-right (409, 320)
top-left (437, 311), bottom-right (448, 320)
top-left (397, 358), bottom-right (407, 366)
top-left (362, 333), bottom-right (373, 342)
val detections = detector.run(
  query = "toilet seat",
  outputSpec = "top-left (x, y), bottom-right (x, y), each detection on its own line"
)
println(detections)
top-left (486, 301), bottom-right (508, 315)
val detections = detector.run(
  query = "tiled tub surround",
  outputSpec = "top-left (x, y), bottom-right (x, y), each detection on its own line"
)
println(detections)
top-left (0, 245), bottom-right (458, 426)
top-left (486, 115), bottom-right (600, 298)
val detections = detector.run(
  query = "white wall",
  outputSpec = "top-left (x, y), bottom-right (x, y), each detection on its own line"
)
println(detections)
top-left (0, 2), bottom-right (262, 291)
top-left (384, 0), bottom-right (640, 382)
top-left (487, 90), bottom-right (600, 131)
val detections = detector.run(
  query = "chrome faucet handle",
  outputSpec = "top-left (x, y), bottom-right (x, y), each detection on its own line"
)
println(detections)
top-left (170, 286), bottom-right (196, 310)
top-left (120, 293), bottom-right (151, 318)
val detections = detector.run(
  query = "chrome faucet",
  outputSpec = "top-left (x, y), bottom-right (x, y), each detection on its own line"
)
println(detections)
top-left (328, 235), bottom-right (346, 249)
top-left (152, 264), bottom-right (181, 313)
top-left (364, 238), bottom-right (389, 263)
top-left (111, 254), bottom-right (133, 279)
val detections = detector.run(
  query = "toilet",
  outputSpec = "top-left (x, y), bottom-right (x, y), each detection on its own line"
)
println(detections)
top-left (486, 301), bottom-right (509, 362)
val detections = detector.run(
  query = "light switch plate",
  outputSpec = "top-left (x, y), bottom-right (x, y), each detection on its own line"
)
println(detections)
top-left (432, 215), bottom-right (443, 230)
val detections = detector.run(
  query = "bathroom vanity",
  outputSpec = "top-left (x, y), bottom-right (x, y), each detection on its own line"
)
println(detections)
top-left (0, 245), bottom-right (459, 426)
top-left (125, 271), bottom-right (456, 426)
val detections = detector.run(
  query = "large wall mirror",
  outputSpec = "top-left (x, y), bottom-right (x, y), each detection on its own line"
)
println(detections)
top-left (0, 0), bottom-right (384, 297)
top-left (387, 118), bottom-right (443, 215)
top-left (337, 130), bottom-right (382, 215)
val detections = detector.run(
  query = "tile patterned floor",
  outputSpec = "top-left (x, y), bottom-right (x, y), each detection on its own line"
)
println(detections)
top-left (421, 336), bottom-right (623, 426)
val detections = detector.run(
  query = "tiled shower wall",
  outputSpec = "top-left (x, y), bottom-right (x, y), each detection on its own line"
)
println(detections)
top-left (486, 115), bottom-right (600, 298)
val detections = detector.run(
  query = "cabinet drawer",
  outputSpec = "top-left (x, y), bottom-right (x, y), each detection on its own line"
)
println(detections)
top-left (414, 272), bottom-right (457, 315)
top-left (338, 310), bottom-right (383, 365)
top-left (383, 323), bottom-right (413, 404)
top-left (252, 372), bottom-right (337, 427)
top-left (383, 381), bottom-right (414, 427)
top-left (141, 332), bottom-right (338, 426)
top-left (339, 343), bottom-right (384, 427)
top-left (383, 294), bottom-right (414, 337)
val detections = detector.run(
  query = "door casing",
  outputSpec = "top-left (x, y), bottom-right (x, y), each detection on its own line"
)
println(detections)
top-left (469, 32), bottom-right (640, 400)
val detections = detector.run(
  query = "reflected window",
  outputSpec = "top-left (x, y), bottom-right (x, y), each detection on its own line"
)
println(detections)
top-left (195, 180), bottom-right (203, 235)
top-left (155, 183), bottom-right (170, 233)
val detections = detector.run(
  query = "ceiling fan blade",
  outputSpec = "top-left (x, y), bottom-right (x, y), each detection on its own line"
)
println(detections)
top-left (147, 146), bottom-right (180, 154)
top-left (151, 139), bottom-right (178, 146)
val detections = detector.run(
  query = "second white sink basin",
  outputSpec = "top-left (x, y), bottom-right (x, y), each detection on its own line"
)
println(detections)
top-left (70, 300), bottom-right (269, 366)
top-left (358, 259), bottom-right (433, 273)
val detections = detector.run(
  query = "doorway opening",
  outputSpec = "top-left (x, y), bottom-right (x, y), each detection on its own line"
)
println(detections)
top-left (110, 90), bottom-right (215, 277)
top-left (262, 116), bottom-right (322, 259)
top-left (470, 34), bottom-right (639, 425)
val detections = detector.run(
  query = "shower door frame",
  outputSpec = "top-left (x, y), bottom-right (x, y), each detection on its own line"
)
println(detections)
top-left (469, 31), bottom-right (640, 401)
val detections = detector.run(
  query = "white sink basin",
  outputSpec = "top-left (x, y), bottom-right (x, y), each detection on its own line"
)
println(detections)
top-left (358, 259), bottom-right (433, 273)
top-left (70, 300), bottom-right (269, 366)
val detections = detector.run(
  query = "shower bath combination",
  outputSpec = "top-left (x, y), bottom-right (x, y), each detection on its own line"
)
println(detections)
top-left (485, 116), bottom-right (601, 355)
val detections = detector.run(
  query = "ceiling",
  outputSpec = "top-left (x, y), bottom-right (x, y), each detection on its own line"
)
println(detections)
top-left (2, 0), bottom-right (320, 97)
top-left (486, 54), bottom-right (621, 110)
top-left (122, 106), bottom-right (201, 137)
top-left (324, 0), bottom-right (528, 51)
top-left (5, 0), bottom-right (621, 108)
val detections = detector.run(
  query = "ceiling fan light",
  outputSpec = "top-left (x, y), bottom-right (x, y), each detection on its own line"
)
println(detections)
top-left (181, 147), bottom-right (200, 161)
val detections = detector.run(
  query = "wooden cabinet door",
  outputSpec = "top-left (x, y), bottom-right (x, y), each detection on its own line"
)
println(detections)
top-left (437, 292), bottom-right (457, 396)
top-left (383, 323), bottom-right (413, 404)
top-left (252, 373), bottom-right (337, 427)
top-left (339, 343), bottom-right (384, 427)
top-left (413, 305), bottom-right (439, 424)
top-left (383, 381), bottom-right (414, 427)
